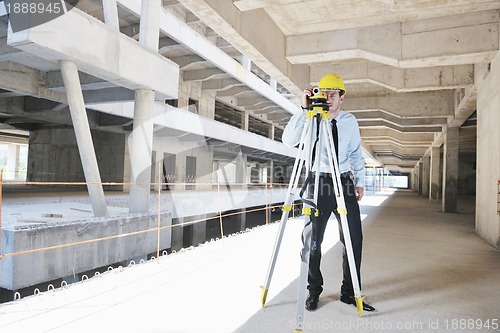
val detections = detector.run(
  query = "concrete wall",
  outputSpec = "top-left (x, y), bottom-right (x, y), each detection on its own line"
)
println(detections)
top-left (27, 128), bottom-right (125, 184)
top-left (1, 212), bottom-right (172, 290)
top-left (476, 51), bottom-right (500, 248)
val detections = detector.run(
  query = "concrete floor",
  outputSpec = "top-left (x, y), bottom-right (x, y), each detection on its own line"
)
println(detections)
top-left (0, 189), bottom-right (499, 333)
top-left (238, 191), bottom-right (500, 333)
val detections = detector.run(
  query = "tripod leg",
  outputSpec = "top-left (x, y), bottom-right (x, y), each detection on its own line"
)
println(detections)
top-left (260, 191), bottom-right (299, 307)
top-left (293, 216), bottom-right (312, 333)
top-left (338, 209), bottom-right (365, 316)
top-left (321, 119), bottom-right (365, 316)
top-left (260, 118), bottom-right (313, 307)
top-left (293, 116), bottom-right (324, 332)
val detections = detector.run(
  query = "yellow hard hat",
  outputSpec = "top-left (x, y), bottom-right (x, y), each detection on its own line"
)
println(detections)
top-left (318, 73), bottom-right (346, 94)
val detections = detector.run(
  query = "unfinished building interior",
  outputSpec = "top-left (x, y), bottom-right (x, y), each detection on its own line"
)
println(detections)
top-left (0, 1), bottom-right (499, 332)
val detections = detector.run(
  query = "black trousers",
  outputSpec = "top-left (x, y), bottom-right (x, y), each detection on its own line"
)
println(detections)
top-left (307, 173), bottom-right (363, 297)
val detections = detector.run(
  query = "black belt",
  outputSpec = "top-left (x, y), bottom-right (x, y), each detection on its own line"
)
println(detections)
top-left (317, 171), bottom-right (352, 179)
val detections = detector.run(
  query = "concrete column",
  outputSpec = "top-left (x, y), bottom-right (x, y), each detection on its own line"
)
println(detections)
top-left (442, 127), bottom-right (459, 213)
top-left (241, 111), bottom-right (249, 131)
top-left (102, 0), bottom-right (119, 31)
top-left (235, 152), bottom-right (247, 188)
top-left (422, 154), bottom-right (430, 197)
top-left (123, 135), bottom-right (131, 192)
top-left (410, 168), bottom-right (415, 191)
top-left (237, 208), bottom-right (246, 231)
top-left (418, 161), bottom-right (423, 195)
top-left (129, 89), bottom-right (155, 213)
top-left (429, 146), bottom-right (441, 202)
top-left (139, 0), bottom-right (161, 51)
top-left (193, 215), bottom-right (207, 246)
top-left (270, 78), bottom-right (277, 91)
top-left (269, 160), bottom-right (274, 185)
top-left (129, 0), bottom-right (161, 212)
top-left (476, 51), bottom-right (500, 247)
top-left (5, 144), bottom-right (19, 180)
top-left (171, 218), bottom-right (183, 251)
top-left (242, 55), bottom-right (251, 71)
top-left (152, 152), bottom-right (162, 192)
top-left (59, 60), bottom-right (108, 217)
top-left (269, 124), bottom-right (275, 140)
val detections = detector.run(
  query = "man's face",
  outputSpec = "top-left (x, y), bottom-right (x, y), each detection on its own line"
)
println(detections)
top-left (324, 90), bottom-right (344, 114)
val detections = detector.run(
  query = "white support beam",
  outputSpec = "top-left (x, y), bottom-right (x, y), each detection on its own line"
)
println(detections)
top-left (88, 101), bottom-right (298, 158)
top-left (7, 6), bottom-right (179, 99)
top-left (117, 0), bottom-right (299, 114)
top-left (60, 60), bottom-right (108, 218)
top-left (287, 12), bottom-right (499, 68)
top-left (139, 0), bottom-right (161, 51)
top-left (103, 0), bottom-right (120, 31)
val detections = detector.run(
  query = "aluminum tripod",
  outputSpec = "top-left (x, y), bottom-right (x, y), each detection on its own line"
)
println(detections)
top-left (260, 90), bottom-right (365, 333)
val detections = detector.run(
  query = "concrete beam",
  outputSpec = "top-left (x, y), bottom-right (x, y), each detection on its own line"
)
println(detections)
top-left (183, 68), bottom-right (227, 81)
top-left (46, 71), bottom-right (115, 91)
top-left (369, 144), bottom-right (429, 156)
top-left (169, 54), bottom-right (206, 69)
top-left (0, 61), bottom-right (67, 103)
top-left (448, 63), bottom-right (490, 127)
top-left (310, 62), bottom-right (474, 92)
top-left (8, 6), bottom-right (179, 99)
top-left (146, 0), bottom-right (304, 103)
top-left (83, 87), bottom-right (136, 104)
top-left (245, 102), bottom-right (275, 111)
top-left (201, 78), bottom-right (242, 91)
top-left (266, 112), bottom-right (291, 121)
top-left (118, 0), bottom-right (298, 113)
top-left (0, 37), bottom-right (22, 61)
top-left (216, 86), bottom-right (251, 97)
top-left (237, 96), bottom-right (269, 106)
top-left (233, 0), bottom-right (302, 12)
top-left (87, 101), bottom-right (297, 159)
top-left (351, 110), bottom-right (448, 127)
top-left (360, 128), bottom-right (435, 143)
top-left (344, 91), bottom-right (454, 117)
top-left (358, 120), bottom-right (442, 133)
top-left (376, 156), bottom-right (420, 166)
top-left (287, 11), bottom-right (499, 68)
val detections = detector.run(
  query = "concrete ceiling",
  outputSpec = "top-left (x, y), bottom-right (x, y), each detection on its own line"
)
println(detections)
top-left (177, 0), bottom-right (499, 173)
top-left (0, 0), bottom-right (498, 174)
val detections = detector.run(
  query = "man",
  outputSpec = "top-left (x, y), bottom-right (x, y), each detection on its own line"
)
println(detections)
top-left (282, 73), bottom-right (375, 312)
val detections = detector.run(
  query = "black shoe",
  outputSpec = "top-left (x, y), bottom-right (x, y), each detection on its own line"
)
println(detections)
top-left (340, 294), bottom-right (375, 312)
top-left (305, 293), bottom-right (319, 311)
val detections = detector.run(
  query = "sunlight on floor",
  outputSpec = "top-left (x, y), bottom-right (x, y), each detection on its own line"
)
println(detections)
top-left (360, 188), bottom-right (396, 207)
top-left (0, 190), bottom-right (397, 333)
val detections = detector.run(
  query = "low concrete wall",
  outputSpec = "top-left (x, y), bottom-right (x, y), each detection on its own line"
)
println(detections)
top-left (1, 212), bottom-right (172, 290)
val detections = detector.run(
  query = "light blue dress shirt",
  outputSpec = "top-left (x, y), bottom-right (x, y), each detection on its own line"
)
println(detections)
top-left (282, 107), bottom-right (365, 187)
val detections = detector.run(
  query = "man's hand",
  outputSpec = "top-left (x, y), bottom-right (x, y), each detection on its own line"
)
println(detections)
top-left (355, 187), bottom-right (364, 201)
top-left (301, 89), bottom-right (313, 109)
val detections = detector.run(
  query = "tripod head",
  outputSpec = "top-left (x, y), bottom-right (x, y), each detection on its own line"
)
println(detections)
top-left (308, 87), bottom-right (329, 113)
top-left (307, 87), bottom-right (330, 123)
